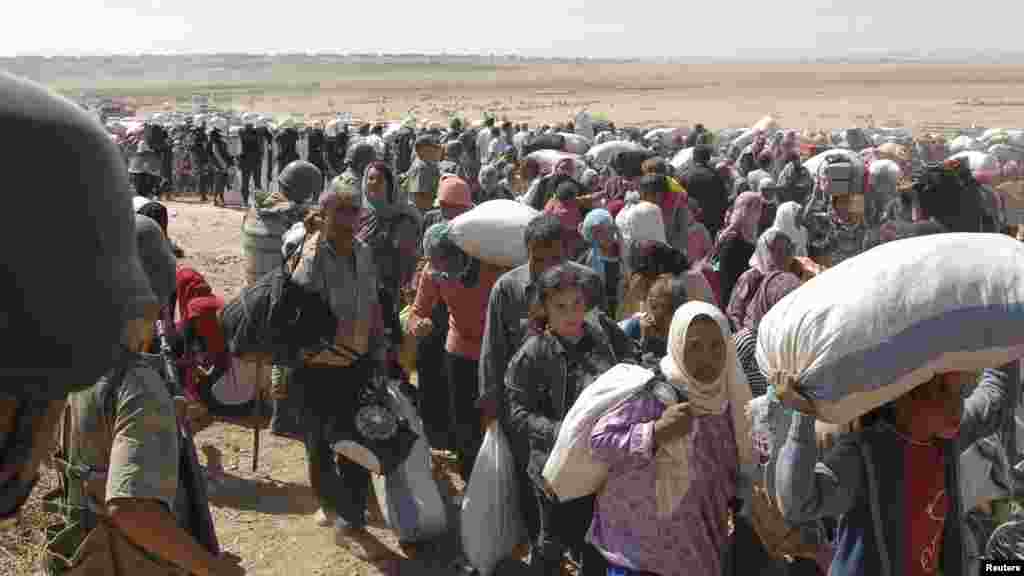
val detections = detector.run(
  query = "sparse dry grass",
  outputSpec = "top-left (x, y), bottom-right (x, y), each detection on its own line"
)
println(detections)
top-left (1, 467), bottom-right (60, 576)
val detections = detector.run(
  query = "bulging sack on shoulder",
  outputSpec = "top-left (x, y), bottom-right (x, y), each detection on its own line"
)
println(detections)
top-left (448, 200), bottom-right (540, 267)
top-left (756, 233), bottom-right (1024, 424)
top-left (542, 363), bottom-right (654, 502)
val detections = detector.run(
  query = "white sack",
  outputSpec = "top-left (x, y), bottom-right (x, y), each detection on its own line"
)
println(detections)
top-left (669, 147), bottom-right (695, 172)
top-left (461, 423), bottom-right (525, 576)
top-left (542, 363), bottom-right (654, 502)
top-left (950, 150), bottom-right (1001, 174)
top-left (586, 141), bottom-right (648, 166)
top-left (753, 115), bottom-right (779, 134)
top-left (558, 132), bottom-right (591, 155)
top-left (449, 200), bottom-right (540, 267)
top-left (950, 135), bottom-right (982, 155)
top-left (526, 149), bottom-right (586, 179)
top-left (756, 233), bottom-right (1024, 424)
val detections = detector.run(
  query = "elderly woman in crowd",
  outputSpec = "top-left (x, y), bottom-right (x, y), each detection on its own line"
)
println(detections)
top-left (726, 227), bottom-right (797, 332)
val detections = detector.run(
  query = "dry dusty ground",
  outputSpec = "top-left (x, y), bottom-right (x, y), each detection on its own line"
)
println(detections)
top-left (123, 62), bottom-right (1024, 132)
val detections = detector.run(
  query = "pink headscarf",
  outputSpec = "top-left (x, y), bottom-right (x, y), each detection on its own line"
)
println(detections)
top-left (719, 192), bottom-right (764, 244)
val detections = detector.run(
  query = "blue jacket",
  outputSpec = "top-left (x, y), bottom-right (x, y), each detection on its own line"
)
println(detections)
top-left (776, 366), bottom-right (1013, 576)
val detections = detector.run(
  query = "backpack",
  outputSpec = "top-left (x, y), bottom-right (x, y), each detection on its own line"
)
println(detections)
top-left (220, 233), bottom-right (339, 366)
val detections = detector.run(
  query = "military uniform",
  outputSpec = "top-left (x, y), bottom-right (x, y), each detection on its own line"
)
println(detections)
top-left (46, 354), bottom-right (182, 575)
top-left (806, 213), bottom-right (868, 268)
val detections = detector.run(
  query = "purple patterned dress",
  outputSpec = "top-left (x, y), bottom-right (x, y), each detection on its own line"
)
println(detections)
top-left (588, 392), bottom-right (738, 576)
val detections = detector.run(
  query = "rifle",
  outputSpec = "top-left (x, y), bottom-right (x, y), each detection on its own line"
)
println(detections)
top-left (156, 318), bottom-right (220, 556)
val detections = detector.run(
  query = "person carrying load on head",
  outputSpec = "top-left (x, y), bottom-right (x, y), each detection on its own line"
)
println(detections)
top-left (407, 219), bottom-right (509, 480)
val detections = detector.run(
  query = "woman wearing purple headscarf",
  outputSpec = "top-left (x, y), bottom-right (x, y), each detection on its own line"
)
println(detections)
top-left (726, 227), bottom-right (797, 331)
top-left (712, 192), bottom-right (764, 307)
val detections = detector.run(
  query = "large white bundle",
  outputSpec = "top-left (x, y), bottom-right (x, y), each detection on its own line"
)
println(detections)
top-left (752, 115), bottom-right (779, 133)
top-left (669, 147), bottom-right (695, 172)
top-left (756, 233), bottom-right (1024, 424)
top-left (525, 149), bottom-right (586, 179)
top-left (558, 132), bottom-right (591, 155)
top-left (586, 141), bottom-right (647, 165)
top-left (449, 200), bottom-right (540, 267)
top-left (950, 151), bottom-right (1001, 176)
top-left (543, 363), bottom-right (654, 502)
top-left (950, 135), bottom-right (982, 155)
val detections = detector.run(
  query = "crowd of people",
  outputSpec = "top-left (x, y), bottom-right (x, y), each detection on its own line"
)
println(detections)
top-left (4, 68), bottom-right (1024, 576)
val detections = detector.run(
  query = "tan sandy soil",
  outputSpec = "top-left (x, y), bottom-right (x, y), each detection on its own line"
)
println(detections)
top-left (129, 62), bottom-right (1024, 131)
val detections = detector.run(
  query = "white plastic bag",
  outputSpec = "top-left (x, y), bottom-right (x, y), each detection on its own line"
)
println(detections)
top-left (461, 423), bottom-right (524, 576)
top-left (543, 363), bottom-right (654, 502)
top-left (448, 200), bottom-right (540, 267)
top-left (756, 233), bottom-right (1024, 424)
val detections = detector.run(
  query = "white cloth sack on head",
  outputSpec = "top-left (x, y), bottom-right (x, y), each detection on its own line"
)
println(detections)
top-left (461, 423), bottom-right (525, 576)
top-left (558, 133), bottom-right (591, 155)
top-left (756, 233), bottom-right (1024, 425)
top-left (542, 363), bottom-right (655, 502)
top-left (586, 141), bottom-right (648, 166)
top-left (669, 147), bottom-right (695, 172)
top-left (448, 199), bottom-right (540, 267)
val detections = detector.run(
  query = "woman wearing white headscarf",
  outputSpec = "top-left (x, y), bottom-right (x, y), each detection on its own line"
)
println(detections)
top-left (589, 302), bottom-right (754, 576)
top-left (772, 201), bottom-right (808, 258)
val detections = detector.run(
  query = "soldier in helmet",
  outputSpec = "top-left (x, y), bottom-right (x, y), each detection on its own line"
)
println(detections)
top-left (239, 118), bottom-right (264, 207)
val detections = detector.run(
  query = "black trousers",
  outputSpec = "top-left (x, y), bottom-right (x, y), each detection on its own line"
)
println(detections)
top-left (295, 364), bottom-right (370, 527)
top-left (213, 170), bottom-right (229, 201)
top-left (416, 302), bottom-right (450, 450)
top-left (196, 167), bottom-right (212, 200)
top-left (240, 161), bottom-right (260, 205)
top-left (446, 352), bottom-right (482, 480)
top-left (532, 488), bottom-right (606, 576)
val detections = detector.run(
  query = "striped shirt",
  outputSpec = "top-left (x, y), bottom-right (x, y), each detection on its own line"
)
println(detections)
top-left (734, 327), bottom-right (768, 397)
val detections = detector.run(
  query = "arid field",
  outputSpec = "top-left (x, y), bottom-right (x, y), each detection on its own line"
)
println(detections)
top-left (4, 57), bottom-right (1024, 575)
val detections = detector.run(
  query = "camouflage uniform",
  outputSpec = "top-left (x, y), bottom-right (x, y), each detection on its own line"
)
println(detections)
top-left (46, 353), bottom-right (181, 575)
top-left (807, 214), bottom-right (868, 267)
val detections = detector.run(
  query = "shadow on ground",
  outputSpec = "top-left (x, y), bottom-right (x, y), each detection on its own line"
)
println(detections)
top-left (207, 473), bottom-right (319, 516)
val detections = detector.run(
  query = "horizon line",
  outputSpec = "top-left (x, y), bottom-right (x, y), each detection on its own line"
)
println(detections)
top-left (4, 50), bottom-right (1023, 64)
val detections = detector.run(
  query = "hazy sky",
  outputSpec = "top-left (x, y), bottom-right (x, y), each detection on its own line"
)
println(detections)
top-left (5, 0), bottom-right (1023, 59)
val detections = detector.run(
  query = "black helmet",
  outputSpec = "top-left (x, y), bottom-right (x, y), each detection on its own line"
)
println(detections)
top-left (277, 160), bottom-right (323, 203)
